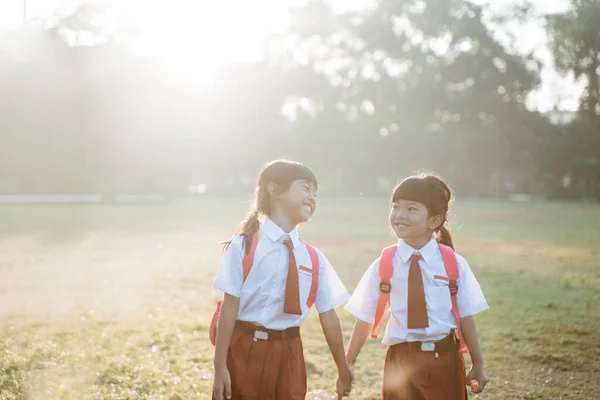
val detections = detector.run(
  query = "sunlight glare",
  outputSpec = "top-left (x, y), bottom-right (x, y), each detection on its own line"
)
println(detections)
top-left (124, 0), bottom-right (290, 84)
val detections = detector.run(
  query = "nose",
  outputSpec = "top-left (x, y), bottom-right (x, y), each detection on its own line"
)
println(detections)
top-left (392, 208), bottom-right (407, 220)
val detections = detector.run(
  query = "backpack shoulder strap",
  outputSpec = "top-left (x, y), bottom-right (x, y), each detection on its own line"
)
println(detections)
top-left (438, 244), bottom-right (468, 354)
top-left (371, 245), bottom-right (397, 339)
top-left (301, 240), bottom-right (320, 309)
top-left (242, 231), bottom-right (260, 282)
top-left (211, 231), bottom-right (259, 347)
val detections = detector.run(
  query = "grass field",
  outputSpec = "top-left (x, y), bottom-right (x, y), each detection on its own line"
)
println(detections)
top-left (1, 198), bottom-right (599, 399)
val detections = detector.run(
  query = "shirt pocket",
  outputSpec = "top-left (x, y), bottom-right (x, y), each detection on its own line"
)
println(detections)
top-left (298, 266), bottom-right (314, 301)
top-left (430, 275), bottom-right (453, 315)
top-left (433, 275), bottom-right (450, 287)
top-left (299, 265), bottom-right (313, 279)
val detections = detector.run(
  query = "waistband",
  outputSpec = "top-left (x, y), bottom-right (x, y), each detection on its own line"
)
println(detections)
top-left (389, 331), bottom-right (460, 353)
top-left (234, 320), bottom-right (301, 341)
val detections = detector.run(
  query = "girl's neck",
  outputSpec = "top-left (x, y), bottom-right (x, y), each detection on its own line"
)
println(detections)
top-left (402, 233), bottom-right (433, 250)
top-left (269, 209), bottom-right (297, 233)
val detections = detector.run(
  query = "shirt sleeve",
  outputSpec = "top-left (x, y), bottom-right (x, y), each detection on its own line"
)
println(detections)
top-left (212, 236), bottom-right (244, 297)
top-left (455, 253), bottom-right (489, 318)
top-left (313, 249), bottom-right (350, 314)
top-left (344, 258), bottom-right (381, 324)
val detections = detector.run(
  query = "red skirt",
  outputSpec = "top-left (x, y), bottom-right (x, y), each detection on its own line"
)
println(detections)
top-left (220, 325), bottom-right (307, 400)
top-left (382, 344), bottom-right (467, 400)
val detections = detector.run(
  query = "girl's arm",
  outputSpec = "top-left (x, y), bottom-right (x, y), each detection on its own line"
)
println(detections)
top-left (213, 293), bottom-right (240, 400)
top-left (345, 318), bottom-right (372, 368)
top-left (319, 309), bottom-right (353, 397)
top-left (461, 315), bottom-right (489, 394)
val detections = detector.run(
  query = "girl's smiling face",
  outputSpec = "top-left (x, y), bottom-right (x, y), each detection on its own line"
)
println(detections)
top-left (390, 199), bottom-right (442, 244)
top-left (277, 179), bottom-right (317, 225)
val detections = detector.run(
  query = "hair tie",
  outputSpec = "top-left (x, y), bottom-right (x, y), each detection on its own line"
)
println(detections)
top-left (252, 208), bottom-right (260, 217)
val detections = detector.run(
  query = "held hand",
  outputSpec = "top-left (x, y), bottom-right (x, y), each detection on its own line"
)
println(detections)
top-left (466, 365), bottom-right (489, 394)
top-left (336, 363), bottom-right (353, 398)
top-left (213, 366), bottom-right (232, 400)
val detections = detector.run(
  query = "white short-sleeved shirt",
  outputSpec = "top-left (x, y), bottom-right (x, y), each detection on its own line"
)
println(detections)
top-left (213, 218), bottom-right (350, 330)
top-left (345, 237), bottom-right (488, 346)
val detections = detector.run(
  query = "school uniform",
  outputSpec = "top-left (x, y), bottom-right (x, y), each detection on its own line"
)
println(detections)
top-left (213, 218), bottom-right (349, 400)
top-left (345, 237), bottom-right (488, 400)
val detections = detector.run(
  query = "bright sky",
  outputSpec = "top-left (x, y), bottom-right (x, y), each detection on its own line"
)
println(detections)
top-left (0, 0), bottom-right (580, 112)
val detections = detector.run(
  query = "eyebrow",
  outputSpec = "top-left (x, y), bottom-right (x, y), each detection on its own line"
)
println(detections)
top-left (393, 200), bottom-right (422, 207)
top-left (301, 180), bottom-right (316, 190)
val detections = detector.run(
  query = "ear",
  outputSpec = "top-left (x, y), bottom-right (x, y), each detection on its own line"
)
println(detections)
top-left (429, 214), bottom-right (444, 230)
top-left (267, 182), bottom-right (281, 199)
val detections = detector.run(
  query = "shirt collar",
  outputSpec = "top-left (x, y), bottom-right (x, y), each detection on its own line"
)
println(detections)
top-left (262, 218), bottom-right (302, 248)
top-left (397, 236), bottom-right (438, 264)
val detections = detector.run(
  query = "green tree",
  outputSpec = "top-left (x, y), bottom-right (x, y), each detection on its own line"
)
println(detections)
top-left (547, 0), bottom-right (600, 198)
top-left (285, 0), bottom-right (553, 195)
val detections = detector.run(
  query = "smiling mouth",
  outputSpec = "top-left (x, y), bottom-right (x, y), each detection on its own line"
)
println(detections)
top-left (303, 203), bottom-right (313, 214)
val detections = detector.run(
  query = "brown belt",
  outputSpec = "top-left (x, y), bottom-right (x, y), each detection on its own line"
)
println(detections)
top-left (235, 320), bottom-right (300, 341)
top-left (390, 331), bottom-right (460, 353)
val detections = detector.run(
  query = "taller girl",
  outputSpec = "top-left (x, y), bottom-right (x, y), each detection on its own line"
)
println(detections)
top-left (212, 159), bottom-right (353, 400)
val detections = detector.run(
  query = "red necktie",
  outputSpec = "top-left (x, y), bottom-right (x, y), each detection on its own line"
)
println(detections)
top-left (283, 240), bottom-right (302, 315)
top-left (407, 253), bottom-right (429, 328)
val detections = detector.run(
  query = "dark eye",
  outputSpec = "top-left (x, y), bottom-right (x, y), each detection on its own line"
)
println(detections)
top-left (409, 206), bottom-right (418, 211)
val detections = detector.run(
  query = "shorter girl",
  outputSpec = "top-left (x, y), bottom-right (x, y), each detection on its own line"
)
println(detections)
top-left (344, 172), bottom-right (489, 399)
top-left (212, 159), bottom-right (353, 400)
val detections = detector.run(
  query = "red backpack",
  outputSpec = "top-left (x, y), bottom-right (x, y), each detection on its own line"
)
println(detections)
top-left (371, 244), bottom-right (467, 354)
top-left (209, 230), bottom-right (320, 345)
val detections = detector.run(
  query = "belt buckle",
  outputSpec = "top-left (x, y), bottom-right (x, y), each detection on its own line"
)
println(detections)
top-left (254, 330), bottom-right (269, 341)
top-left (420, 342), bottom-right (435, 351)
